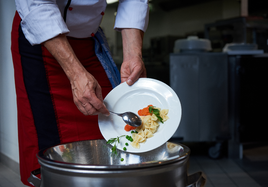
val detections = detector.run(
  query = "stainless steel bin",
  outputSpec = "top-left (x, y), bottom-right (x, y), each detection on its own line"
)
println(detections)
top-left (170, 52), bottom-right (229, 157)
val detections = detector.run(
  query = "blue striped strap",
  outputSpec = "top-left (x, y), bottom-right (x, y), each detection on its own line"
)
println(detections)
top-left (93, 27), bottom-right (121, 88)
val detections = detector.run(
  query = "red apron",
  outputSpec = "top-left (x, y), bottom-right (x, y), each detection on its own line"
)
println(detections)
top-left (11, 12), bottom-right (112, 186)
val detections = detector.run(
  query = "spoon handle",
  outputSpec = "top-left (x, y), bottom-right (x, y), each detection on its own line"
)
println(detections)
top-left (109, 111), bottom-right (123, 117)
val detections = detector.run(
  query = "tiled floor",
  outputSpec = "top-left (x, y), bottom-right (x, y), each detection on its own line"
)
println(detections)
top-left (0, 163), bottom-right (27, 187)
top-left (188, 156), bottom-right (262, 187)
top-left (0, 144), bottom-right (267, 187)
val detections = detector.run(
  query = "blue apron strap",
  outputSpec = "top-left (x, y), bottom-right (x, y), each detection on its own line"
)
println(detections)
top-left (92, 27), bottom-right (121, 88)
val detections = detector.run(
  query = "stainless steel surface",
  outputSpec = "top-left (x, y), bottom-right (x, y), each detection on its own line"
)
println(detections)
top-left (29, 168), bottom-right (206, 187)
top-left (109, 111), bottom-right (142, 127)
top-left (31, 140), bottom-right (200, 187)
top-left (186, 172), bottom-right (206, 187)
top-left (28, 169), bottom-right (41, 187)
top-left (41, 139), bottom-right (188, 169)
top-left (170, 52), bottom-right (229, 142)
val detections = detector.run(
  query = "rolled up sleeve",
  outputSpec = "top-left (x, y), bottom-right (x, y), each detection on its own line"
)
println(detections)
top-left (114, 0), bottom-right (149, 32)
top-left (16, 1), bottom-right (69, 45)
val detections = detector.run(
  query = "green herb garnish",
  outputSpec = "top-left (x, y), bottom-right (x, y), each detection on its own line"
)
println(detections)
top-left (121, 158), bottom-right (124, 161)
top-left (107, 135), bottom-right (125, 154)
top-left (112, 144), bottom-right (117, 154)
top-left (149, 106), bottom-right (163, 123)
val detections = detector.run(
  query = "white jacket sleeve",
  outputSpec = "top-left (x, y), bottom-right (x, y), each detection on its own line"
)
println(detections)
top-left (15, 0), bottom-right (69, 45)
top-left (114, 0), bottom-right (149, 32)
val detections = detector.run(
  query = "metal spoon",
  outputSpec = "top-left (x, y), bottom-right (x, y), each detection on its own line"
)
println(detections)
top-left (109, 111), bottom-right (142, 127)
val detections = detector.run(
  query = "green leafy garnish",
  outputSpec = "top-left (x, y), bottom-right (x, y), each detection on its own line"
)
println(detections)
top-left (107, 138), bottom-right (117, 145)
top-left (107, 135), bottom-right (125, 155)
top-left (112, 144), bottom-right (117, 154)
top-left (149, 106), bottom-right (163, 123)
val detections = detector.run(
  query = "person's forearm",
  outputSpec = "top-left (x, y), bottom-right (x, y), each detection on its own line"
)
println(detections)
top-left (43, 34), bottom-right (85, 81)
top-left (120, 28), bottom-right (146, 85)
top-left (43, 34), bottom-right (109, 116)
top-left (121, 28), bottom-right (144, 62)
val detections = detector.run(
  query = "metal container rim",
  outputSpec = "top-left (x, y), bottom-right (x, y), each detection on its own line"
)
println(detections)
top-left (37, 140), bottom-right (190, 170)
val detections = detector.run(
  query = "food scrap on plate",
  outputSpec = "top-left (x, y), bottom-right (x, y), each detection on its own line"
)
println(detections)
top-left (127, 105), bottom-right (169, 149)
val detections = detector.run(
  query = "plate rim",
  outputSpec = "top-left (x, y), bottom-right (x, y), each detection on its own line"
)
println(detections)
top-left (98, 78), bottom-right (182, 153)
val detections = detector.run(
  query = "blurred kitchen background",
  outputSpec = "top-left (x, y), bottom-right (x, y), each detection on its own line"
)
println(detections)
top-left (1, 0), bottom-right (268, 186)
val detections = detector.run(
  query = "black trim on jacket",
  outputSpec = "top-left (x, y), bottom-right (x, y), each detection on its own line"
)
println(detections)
top-left (63, 0), bottom-right (72, 22)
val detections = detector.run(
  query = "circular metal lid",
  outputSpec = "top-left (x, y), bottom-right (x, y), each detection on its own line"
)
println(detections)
top-left (37, 139), bottom-right (190, 169)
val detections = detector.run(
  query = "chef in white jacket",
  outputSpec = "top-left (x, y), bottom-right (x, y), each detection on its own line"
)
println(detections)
top-left (11, 0), bottom-right (149, 186)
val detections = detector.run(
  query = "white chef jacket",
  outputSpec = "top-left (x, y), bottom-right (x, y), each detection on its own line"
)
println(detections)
top-left (15, 0), bottom-right (149, 45)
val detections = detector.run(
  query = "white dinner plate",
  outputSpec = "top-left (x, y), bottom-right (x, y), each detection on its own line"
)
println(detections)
top-left (98, 78), bottom-right (182, 153)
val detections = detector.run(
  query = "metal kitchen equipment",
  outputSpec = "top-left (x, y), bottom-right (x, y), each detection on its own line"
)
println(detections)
top-left (28, 139), bottom-right (206, 187)
top-left (170, 36), bottom-right (229, 158)
top-left (226, 49), bottom-right (268, 159)
top-left (204, 17), bottom-right (268, 53)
